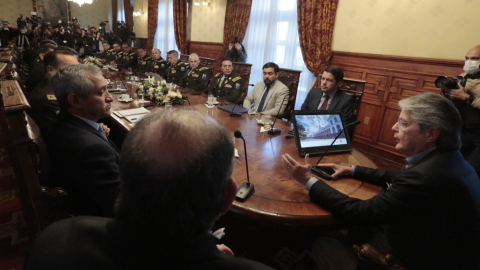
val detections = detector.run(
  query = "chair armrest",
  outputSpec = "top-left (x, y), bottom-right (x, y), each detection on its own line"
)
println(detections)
top-left (353, 244), bottom-right (406, 270)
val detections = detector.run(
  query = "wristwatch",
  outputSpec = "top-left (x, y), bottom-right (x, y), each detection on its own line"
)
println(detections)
top-left (464, 95), bottom-right (475, 105)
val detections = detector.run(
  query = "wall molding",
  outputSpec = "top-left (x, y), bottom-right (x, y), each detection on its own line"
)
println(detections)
top-left (332, 51), bottom-right (464, 164)
top-left (189, 41), bottom-right (225, 74)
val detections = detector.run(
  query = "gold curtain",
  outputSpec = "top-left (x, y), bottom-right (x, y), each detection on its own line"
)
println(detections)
top-left (173, 0), bottom-right (188, 53)
top-left (297, 0), bottom-right (339, 87)
top-left (222, 0), bottom-right (252, 51)
top-left (147, 0), bottom-right (159, 51)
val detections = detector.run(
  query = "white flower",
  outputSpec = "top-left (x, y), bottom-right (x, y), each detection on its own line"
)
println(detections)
top-left (176, 91), bottom-right (182, 98)
top-left (167, 91), bottom-right (177, 98)
top-left (164, 97), bottom-right (171, 102)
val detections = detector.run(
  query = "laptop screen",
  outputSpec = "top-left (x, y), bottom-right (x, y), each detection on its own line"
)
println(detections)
top-left (291, 110), bottom-right (353, 156)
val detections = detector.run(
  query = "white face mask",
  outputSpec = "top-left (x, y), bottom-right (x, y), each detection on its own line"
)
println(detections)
top-left (463, 60), bottom-right (480, 75)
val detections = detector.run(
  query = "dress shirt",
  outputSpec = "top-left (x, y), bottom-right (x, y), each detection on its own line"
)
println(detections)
top-left (316, 90), bottom-right (337, 110)
top-left (72, 114), bottom-right (106, 140)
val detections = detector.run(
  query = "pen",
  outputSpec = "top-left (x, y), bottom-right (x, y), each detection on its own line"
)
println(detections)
top-left (131, 118), bottom-right (137, 120)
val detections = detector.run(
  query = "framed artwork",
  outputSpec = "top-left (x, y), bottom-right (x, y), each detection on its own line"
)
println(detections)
top-left (32, 0), bottom-right (71, 25)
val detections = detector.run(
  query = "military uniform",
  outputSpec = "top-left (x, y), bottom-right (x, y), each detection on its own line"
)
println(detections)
top-left (27, 57), bottom-right (46, 93)
top-left (115, 50), bottom-right (137, 69)
top-left (208, 72), bottom-right (244, 103)
top-left (136, 56), bottom-right (152, 73)
top-left (104, 49), bottom-right (120, 63)
top-left (149, 57), bottom-right (168, 78)
top-left (165, 61), bottom-right (189, 84)
top-left (26, 78), bottom-right (59, 137)
top-left (179, 66), bottom-right (210, 91)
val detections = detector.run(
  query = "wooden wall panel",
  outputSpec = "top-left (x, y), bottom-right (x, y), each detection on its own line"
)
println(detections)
top-left (189, 41), bottom-right (225, 75)
top-left (332, 51), bottom-right (464, 164)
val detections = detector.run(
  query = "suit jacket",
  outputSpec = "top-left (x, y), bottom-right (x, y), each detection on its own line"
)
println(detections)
top-left (26, 77), bottom-right (58, 137)
top-left (243, 80), bottom-right (289, 116)
top-left (24, 216), bottom-right (275, 270)
top-left (309, 149), bottom-right (480, 270)
top-left (301, 88), bottom-right (354, 124)
top-left (47, 111), bottom-right (121, 217)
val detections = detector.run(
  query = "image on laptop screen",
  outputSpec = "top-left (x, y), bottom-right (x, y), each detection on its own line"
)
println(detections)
top-left (295, 114), bottom-right (348, 148)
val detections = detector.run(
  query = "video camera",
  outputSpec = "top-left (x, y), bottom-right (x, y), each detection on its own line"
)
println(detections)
top-left (98, 21), bottom-right (108, 37)
top-left (435, 75), bottom-right (467, 90)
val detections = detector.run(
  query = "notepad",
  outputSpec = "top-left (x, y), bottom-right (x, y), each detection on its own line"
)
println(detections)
top-left (114, 107), bottom-right (150, 118)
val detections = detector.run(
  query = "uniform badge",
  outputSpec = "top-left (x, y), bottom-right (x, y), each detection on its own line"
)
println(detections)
top-left (225, 84), bottom-right (232, 88)
top-left (192, 74), bottom-right (199, 78)
top-left (46, 95), bottom-right (57, 100)
top-left (161, 64), bottom-right (165, 68)
top-left (202, 74), bottom-right (207, 80)
top-left (172, 70), bottom-right (176, 74)
top-left (181, 67), bottom-right (185, 71)
top-left (235, 83), bottom-right (240, 89)
top-left (154, 65), bottom-right (159, 69)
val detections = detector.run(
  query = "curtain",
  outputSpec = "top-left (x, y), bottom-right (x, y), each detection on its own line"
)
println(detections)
top-left (112, 0), bottom-right (118, 29)
top-left (124, 0), bottom-right (134, 33)
top-left (243, 0), bottom-right (315, 109)
top-left (147, 0), bottom-right (159, 50)
top-left (117, 0), bottom-right (126, 23)
top-left (297, 0), bottom-right (338, 88)
top-left (153, 0), bottom-right (179, 57)
top-left (172, 0), bottom-right (188, 54)
top-left (222, 0), bottom-right (252, 51)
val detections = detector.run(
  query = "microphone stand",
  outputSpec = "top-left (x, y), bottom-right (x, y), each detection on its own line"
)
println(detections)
top-left (267, 94), bottom-right (289, 135)
top-left (234, 131), bottom-right (254, 201)
top-left (182, 96), bottom-right (191, 106)
top-left (230, 103), bottom-right (242, 117)
top-left (311, 120), bottom-right (361, 179)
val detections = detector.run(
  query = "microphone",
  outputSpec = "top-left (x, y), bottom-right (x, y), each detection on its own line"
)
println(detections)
top-left (233, 130), bottom-right (254, 201)
top-left (230, 103), bottom-right (242, 117)
top-left (311, 120), bottom-right (361, 179)
top-left (267, 94), bottom-right (289, 135)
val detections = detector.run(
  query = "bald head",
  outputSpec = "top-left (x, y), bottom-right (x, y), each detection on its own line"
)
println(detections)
top-left (466, 45), bottom-right (480, 61)
top-left (151, 48), bottom-right (161, 60)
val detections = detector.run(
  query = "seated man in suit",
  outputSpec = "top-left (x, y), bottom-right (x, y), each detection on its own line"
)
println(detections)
top-left (47, 64), bottom-right (120, 217)
top-left (243, 62), bottom-right (289, 116)
top-left (24, 109), bottom-right (275, 270)
top-left (26, 50), bottom-right (79, 137)
top-left (301, 65), bottom-right (354, 124)
top-left (165, 50), bottom-right (189, 84)
top-left (179, 53), bottom-right (210, 91)
top-left (26, 43), bottom-right (56, 93)
top-left (282, 92), bottom-right (480, 270)
top-left (208, 59), bottom-right (244, 103)
top-left (147, 48), bottom-right (168, 77)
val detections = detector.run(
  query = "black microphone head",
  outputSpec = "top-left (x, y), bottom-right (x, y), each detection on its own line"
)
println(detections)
top-left (352, 120), bottom-right (361, 126)
top-left (234, 131), bottom-right (242, 138)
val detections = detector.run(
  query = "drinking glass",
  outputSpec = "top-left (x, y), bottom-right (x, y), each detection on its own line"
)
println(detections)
top-left (207, 95), bottom-right (214, 106)
top-left (248, 107), bottom-right (256, 115)
top-left (116, 80), bottom-right (122, 90)
top-left (165, 102), bottom-right (173, 111)
top-left (137, 87), bottom-right (145, 104)
top-left (262, 114), bottom-right (273, 130)
top-left (128, 67), bottom-right (133, 75)
top-left (255, 112), bottom-right (262, 122)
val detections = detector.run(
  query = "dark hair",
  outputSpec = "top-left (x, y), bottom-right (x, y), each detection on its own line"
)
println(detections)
top-left (167, 50), bottom-right (179, 57)
top-left (39, 39), bottom-right (56, 46)
top-left (263, 62), bottom-right (280, 73)
top-left (130, 32), bottom-right (135, 37)
top-left (323, 65), bottom-right (344, 82)
top-left (55, 46), bottom-right (78, 55)
top-left (44, 50), bottom-right (76, 71)
top-left (122, 42), bottom-right (129, 47)
top-left (116, 109), bottom-right (235, 244)
top-left (221, 59), bottom-right (233, 66)
top-left (102, 41), bottom-right (109, 45)
top-left (37, 44), bottom-right (56, 55)
top-left (112, 42), bottom-right (121, 47)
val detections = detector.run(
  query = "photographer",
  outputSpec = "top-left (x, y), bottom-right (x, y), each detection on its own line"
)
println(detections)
top-left (57, 25), bottom-right (73, 48)
top-left (224, 37), bottom-right (247, 63)
top-left (442, 44), bottom-right (480, 176)
top-left (0, 21), bottom-right (13, 48)
top-left (117, 21), bottom-right (129, 42)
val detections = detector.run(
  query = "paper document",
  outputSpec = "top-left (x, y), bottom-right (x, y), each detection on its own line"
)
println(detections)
top-left (115, 107), bottom-right (150, 117)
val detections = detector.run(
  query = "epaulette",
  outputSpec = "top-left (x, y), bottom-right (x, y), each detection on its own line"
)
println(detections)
top-left (159, 59), bottom-right (166, 62)
top-left (215, 72), bottom-right (222, 77)
top-left (145, 56), bottom-right (152, 60)
top-left (232, 76), bottom-right (242, 82)
top-left (199, 67), bottom-right (208, 71)
top-left (107, 49), bottom-right (114, 52)
top-left (129, 52), bottom-right (135, 56)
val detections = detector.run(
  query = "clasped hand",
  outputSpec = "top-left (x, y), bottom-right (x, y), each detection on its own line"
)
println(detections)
top-left (443, 82), bottom-right (469, 101)
top-left (281, 154), bottom-right (351, 185)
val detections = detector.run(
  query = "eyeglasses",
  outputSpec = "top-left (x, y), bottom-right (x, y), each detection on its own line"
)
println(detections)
top-left (397, 119), bottom-right (407, 128)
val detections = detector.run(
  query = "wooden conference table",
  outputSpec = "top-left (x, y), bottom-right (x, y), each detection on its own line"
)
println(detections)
top-left (106, 76), bottom-right (382, 229)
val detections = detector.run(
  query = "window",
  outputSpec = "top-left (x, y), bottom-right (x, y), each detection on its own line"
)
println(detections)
top-left (243, 0), bottom-right (315, 109)
top-left (153, 0), bottom-right (179, 58)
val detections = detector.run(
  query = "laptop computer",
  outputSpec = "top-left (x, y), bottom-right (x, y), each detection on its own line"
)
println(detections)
top-left (290, 110), bottom-right (353, 157)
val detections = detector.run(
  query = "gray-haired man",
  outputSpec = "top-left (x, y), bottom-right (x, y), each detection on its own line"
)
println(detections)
top-left (47, 64), bottom-right (120, 217)
top-left (283, 92), bottom-right (480, 270)
top-left (179, 53), bottom-right (210, 91)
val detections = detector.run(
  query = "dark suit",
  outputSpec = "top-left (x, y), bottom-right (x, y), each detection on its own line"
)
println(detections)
top-left (27, 57), bottom-right (46, 93)
top-left (301, 88), bottom-right (354, 124)
top-left (26, 78), bottom-right (58, 137)
top-left (24, 216), bottom-right (275, 270)
top-left (309, 149), bottom-right (480, 270)
top-left (47, 112), bottom-right (120, 217)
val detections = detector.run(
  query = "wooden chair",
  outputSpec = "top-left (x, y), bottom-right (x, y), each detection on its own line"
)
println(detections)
top-left (338, 78), bottom-right (366, 137)
top-left (276, 68), bottom-right (302, 121)
top-left (0, 80), bottom-right (69, 240)
top-left (354, 244), bottom-right (406, 270)
top-left (232, 62), bottom-right (252, 103)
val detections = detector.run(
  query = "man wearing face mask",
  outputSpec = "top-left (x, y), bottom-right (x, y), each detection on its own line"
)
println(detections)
top-left (443, 44), bottom-right (480, 176)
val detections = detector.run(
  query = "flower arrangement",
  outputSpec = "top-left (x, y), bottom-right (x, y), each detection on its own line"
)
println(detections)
top-left (137, 78), bottom-right (184, 105)
top-left (82, 56), bottom-right (103, 67)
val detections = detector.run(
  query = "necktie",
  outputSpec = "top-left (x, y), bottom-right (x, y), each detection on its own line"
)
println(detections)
top-left (257, 85), bottom-right (271, 112)
top-left (219, 76), bottom-right (225, 88)
top-left (97, 125), bottom-right (107, 141)
top-left (320, 94), bottom-right (329, 110)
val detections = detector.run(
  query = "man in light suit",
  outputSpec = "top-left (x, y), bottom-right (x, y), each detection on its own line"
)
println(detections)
top-left (283, 92), bottom-right (480, 270)
top-left (243, 62), bottom-right (289, 116)
top-left (301, 65), bottom-right (354, 124)
top-left (47, 64), bottom-right (120, 217)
